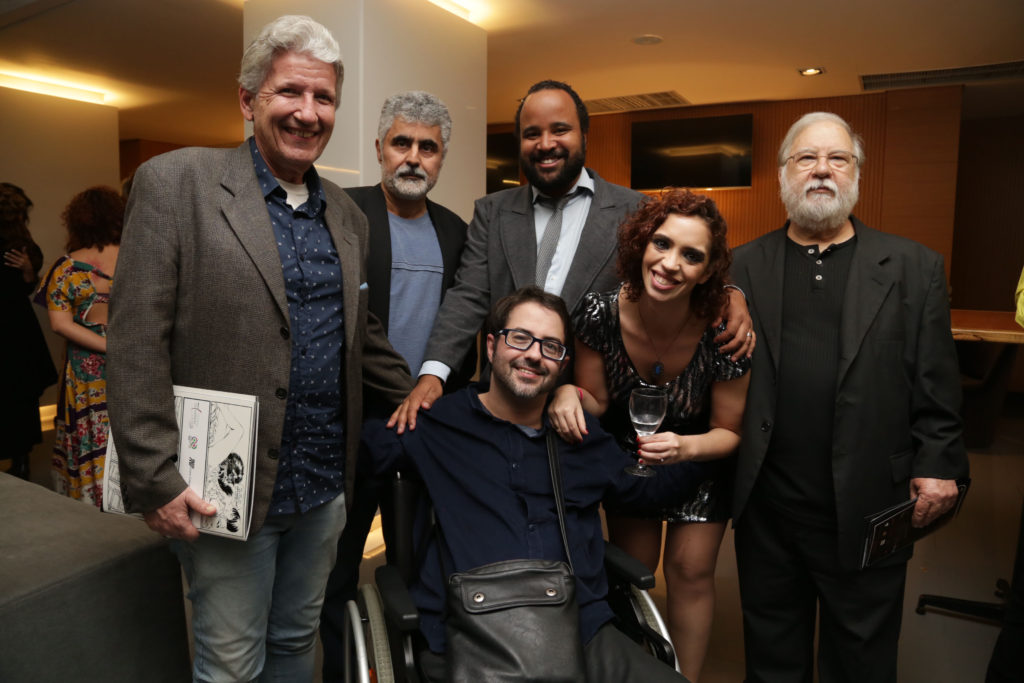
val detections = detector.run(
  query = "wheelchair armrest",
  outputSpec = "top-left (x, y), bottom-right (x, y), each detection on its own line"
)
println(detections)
top-left (374, 564), bottom-right (420, 632)
top-left (604, 542), bottom-right (656, 591)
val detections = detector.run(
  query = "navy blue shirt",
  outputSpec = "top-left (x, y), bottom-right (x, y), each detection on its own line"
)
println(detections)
top-left (361, 385), bottom-right (704, 653)
top-left (249, 139), bottom-right (346, 516)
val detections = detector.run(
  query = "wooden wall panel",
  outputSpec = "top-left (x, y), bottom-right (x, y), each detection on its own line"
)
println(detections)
top-left (950, 114), bottom-right (1024, 311)
top-left (879, 87), bottom-right (963, 275)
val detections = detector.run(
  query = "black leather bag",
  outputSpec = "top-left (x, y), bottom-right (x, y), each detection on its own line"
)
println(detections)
top-left (442, 431), bottom-right (585, 682)
top-left (445, 558), bottom-right (584, 682)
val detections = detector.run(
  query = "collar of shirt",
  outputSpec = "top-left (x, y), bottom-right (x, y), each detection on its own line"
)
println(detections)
top-left (248, 136), bottom-right (326, 215)
top-left (530, 166), bottom-right (595, 206)
top-left (529, 169), bottom-right (595, 297)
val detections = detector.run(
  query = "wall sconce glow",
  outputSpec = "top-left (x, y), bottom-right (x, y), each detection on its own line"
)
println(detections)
top-left (428, 0), bottom-right (472, 20)
top-left (798, 67), bottom-right (825, 77)
top-left (0, 71), bottom-right (107, 103)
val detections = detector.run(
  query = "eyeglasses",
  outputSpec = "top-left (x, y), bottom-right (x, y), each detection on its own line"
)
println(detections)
top-left (784, 151), bottom-right (858, 171)
top-left (498, 328), bottom-right (567, 361)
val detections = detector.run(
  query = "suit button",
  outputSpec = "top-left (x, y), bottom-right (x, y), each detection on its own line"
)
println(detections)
top-left (268, 448), bottom-right (279, 460)
top-left (760, 420), bottom-right (772, 432)
top-left (276, 388), bottom-right (287, 399)
top-left (280, 326), bottom-right (290, 340)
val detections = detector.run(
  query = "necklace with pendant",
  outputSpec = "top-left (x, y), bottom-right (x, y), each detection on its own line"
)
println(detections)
top-left (636, 302), bottom-right (691, 380)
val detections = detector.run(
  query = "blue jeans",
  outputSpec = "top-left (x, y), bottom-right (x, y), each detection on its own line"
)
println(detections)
top-left (172, 493), bottom-right (347, 682)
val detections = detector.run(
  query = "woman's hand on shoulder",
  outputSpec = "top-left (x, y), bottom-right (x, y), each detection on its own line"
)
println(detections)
top-left (548, 384), bottom-right (589, 443)
top-left (637, 432), bottom-right (698, 465)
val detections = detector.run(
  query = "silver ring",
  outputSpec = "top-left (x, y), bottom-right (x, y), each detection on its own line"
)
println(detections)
top-left (746, 331), bottom-right (753, 338)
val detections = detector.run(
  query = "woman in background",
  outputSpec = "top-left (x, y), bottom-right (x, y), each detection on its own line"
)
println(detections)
top-left (1, 183), bottom-right (57, 479)
top-left (549, 189), bottom-right (750, 682)
top-left (35, 186), bottom-right (123, 506)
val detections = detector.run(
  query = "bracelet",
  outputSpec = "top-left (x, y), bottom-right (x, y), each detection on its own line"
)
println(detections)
top-left (577, 387), bottom-right (584, 401)
top-left (724, 283), bottom-right (747, 301)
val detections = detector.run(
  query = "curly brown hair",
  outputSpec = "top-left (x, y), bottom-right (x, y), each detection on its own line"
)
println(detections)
top-left (616, 189), bottom-right (731, 320)
top-left (62, 186), bottom-right (124, 251)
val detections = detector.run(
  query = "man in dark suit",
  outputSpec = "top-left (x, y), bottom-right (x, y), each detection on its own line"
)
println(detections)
top-left (107, 16), bottom-right (412, 682)
top-left (730, 112), bottom-right (969, 682)
top-left (318, 91), bottom-right (471, 681)
top-left (391, 79), bottom-right (755, 430)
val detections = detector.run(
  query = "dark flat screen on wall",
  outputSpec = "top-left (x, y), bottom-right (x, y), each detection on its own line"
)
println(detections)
top-left (631, 114), bottom-right (753, 190)
top-left (486, 131), bottom-right (521, 195)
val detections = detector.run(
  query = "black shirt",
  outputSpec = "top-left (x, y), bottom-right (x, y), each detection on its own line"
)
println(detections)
top-left (758, 233), bottom-right (857, 526)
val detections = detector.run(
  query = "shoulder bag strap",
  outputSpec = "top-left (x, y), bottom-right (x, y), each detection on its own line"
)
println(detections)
top-left (546, 429), bottom-right (574, 574)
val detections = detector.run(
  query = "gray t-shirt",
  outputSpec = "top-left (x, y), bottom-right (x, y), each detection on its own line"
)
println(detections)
top-left (387, 211), bottom-right (444, 372)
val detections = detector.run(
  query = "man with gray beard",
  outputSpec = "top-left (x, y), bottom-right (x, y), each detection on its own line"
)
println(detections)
top-left (318, 90), bottom-right (471, 682)
top-left (729, 112), bottom-right (968, 682)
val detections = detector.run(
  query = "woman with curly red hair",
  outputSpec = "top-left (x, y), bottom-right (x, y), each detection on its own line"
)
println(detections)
top-left (35, 186), bottom-right (123, 507)
top-left (549, 188), bottom-right (750, 681)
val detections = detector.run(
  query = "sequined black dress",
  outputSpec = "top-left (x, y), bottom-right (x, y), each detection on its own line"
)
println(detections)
top-left (573, 288), bottom-right (750, 522)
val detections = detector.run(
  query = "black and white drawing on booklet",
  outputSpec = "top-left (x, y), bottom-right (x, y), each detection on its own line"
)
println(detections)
top-left (195, 401), bottom-right (249, 535)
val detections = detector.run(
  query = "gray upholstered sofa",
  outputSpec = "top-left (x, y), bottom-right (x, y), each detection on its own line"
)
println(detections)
top-left (0, 472), bottom-right (190, 682)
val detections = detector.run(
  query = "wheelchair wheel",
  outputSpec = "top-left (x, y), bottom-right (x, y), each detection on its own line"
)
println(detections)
top-left (630, 585), bottom-right (680, 674)
top-left (360, 583), bottom-right (395, 683)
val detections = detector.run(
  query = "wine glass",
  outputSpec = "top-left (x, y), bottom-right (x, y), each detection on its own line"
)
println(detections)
top-left (626, 386), bottom-right (667, 477)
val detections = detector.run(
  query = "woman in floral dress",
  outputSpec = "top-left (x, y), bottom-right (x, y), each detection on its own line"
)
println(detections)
top-left (35, 186), bottom-right (123, 506)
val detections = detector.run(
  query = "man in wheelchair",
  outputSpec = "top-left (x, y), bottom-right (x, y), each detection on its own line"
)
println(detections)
top-left (356, 286), bottom-right (696, 681)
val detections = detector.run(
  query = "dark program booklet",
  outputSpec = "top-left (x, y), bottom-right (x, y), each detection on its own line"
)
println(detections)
top-left (861, 480), bottom-right (970, 569)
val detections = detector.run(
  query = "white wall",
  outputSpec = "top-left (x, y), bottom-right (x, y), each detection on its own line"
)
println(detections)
top-left (243, 0), bottom-right (487, 222)
top-left (0, 85), bottom-right (120, 403)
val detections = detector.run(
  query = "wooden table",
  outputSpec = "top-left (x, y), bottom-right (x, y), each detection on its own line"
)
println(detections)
top-left (950, 309), bottom-right (1024, 344)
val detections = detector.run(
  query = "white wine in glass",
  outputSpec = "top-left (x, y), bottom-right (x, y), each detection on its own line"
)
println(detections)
top-left (626, 386), bottom-right (667, 477)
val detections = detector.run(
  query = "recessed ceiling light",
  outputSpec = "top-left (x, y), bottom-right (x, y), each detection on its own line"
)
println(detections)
top-left (798, 67), bottom-right (826, 76)
top-left (633, 34), bottom-right (663, 46)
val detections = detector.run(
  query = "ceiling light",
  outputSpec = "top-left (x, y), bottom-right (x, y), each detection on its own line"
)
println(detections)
top-left (633, 34), bottom-right (663, 46)
top-left (0, 71), bottom-right (107, 104)
top-left (798, 67), bottom-right (826, 77)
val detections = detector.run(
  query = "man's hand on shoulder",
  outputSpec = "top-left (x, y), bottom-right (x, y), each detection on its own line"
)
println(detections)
top-left (388, 375), bottom-right (443, 434)
top-left (910, 477), bottom-right (959, 528)
top-left (143, 488), bottom-right (217, 542)
top-left (713, 287), bottom-right (755, 361)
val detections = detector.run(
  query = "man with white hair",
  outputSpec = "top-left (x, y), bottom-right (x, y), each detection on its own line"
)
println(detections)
top-left (318, 91), bottom-right (472, 681)
top-left (729, 112), bottom-right (968, 682)
top-left (108, 15), bottom-right (411, 681)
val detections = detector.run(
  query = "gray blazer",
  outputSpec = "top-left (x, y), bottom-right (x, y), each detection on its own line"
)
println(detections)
top-left (422, 168), bottom-right (645, 371)
top-left (730, 219), bottom-right (968, 570)
top-left (107, 142), bottom-right (412, 531)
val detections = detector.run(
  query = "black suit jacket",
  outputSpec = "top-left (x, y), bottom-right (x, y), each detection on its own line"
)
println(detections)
top-left (344, 184), bottom-right (475, 392)
top-left (731, 218), bottom-right (969, 570)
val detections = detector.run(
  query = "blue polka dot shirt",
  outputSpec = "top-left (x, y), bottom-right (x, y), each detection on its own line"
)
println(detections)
top-left (249, 138), bottom-right (346, 516)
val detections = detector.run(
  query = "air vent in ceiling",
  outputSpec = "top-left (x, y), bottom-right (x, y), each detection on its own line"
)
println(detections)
top-left (584, 91), bottom-right (689, 114)
top-left (861, 61), bottom-right (1024, 91)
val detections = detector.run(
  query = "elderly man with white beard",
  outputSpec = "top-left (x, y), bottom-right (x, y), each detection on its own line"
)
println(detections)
top-left (728, 112), bottom-right (968, 683)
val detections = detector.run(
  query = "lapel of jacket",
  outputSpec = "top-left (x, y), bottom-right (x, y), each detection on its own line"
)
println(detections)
top-left (323, 185), bottom-right (362, 350)
top-left (426, 197), bottom-right (461, 290)
top-left (560, 170), bottom-right (621, 311)
top-left (219, 143), bottom-right (289, 321)
top-left (497, 184), bottom-right (538, 291)
top-left (837, 219), bottom-right (894, 386)
top-left (362, 184), bottom-right (393, 333)
top-left (745, 228), bottom-right (787, 375)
